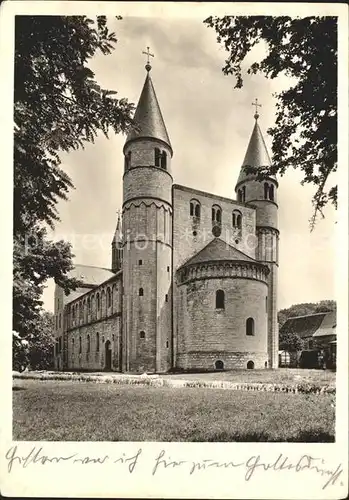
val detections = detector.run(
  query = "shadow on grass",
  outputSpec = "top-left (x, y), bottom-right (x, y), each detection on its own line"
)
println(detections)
top-left (190, 430), bottom-right (335, 443)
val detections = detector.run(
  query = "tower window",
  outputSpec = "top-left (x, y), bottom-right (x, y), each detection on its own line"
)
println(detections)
top-left (79, 336), bottom-right (82, 354)
top-left (96, 293), bottom-right (100, 311)
top-left (246, 317), bottom-right (255, 336)
top-left (161, 151), bottom-right (167, 170)
top-left (125, 151), bottom-right (132, 170)
top-left (237, 189), bottom-right (242, 202)
top-left (242, 186), bottom-right (246, 202)
top-left (107, 287), bottom-right (111, 308)
top-left (167, 266), bottom-right (170, 272)
top-left (215, 289), bottom-right (225, 309)
top-left (87, 334), bottom-right (90, 353)
top-left (96, 332), bottom-right (100, 352)
top-left (139, 287), bottom-right (144, 296)
top-left (264, 182), bottom-right (269, 199)
top-left (166, 340), bottom-right (169, 348)
top-left (59, 314), bottom-right (61, 328)
top-left (140, 330), bottom-right (146, 339)
top-left (72, 337), bottom-right (74, 352)
top-left (87, 297), bottom-right (91, 313)
top-left (138, 259), bottom-right (143, 265)
top-left (265, 296), bottom-right (268, 312)
top-left (165, 294), bottom-right (168, 302)
top-left (247, 360), bottom-right (255, 369)
top-left (232, 210), bottom-right (242, 229)
top-left (269, 184), bottom-right (275, 201)
top-left (155, 148), bottom-right (161, 167)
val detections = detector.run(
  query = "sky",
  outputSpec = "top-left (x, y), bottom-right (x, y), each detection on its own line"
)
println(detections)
top-left (42, 14), bottom-right (336, 312)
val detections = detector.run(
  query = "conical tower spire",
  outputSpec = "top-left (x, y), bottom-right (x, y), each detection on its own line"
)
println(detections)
top-left (124, 52), bottom-right (172, 155)
top-left (236, 99), bottom-right (275, 186)
top-left (111, 211), bottom-right (123, 273)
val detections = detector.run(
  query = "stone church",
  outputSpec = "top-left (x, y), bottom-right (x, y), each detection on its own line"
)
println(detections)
top-left (53, 59), bottom-right (279, 373)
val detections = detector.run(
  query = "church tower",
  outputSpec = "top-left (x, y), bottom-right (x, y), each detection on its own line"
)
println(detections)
top-left (111, 213), bottom-right (123, 273)
top-left (121, 52), bottom-right (173, 373)
top-left (235, 101), bottom-right (279, 368)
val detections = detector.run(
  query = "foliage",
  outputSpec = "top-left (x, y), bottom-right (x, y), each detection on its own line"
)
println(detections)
top-left (13, 311), bottom-right (55, 371)
top-left (204, 16), bottom-right (337, 228)
top-left (279, 331), bottom-right (306, 352)
top-left (278, 300), bottom-right (336, 327)
top-left (14, 16), bottom-right (134, 343)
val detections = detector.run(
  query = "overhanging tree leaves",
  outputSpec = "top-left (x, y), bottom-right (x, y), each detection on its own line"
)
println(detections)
top-left (14, 16), bottom-right (134, 345)
top-left (204, 16), bottom-right (337, 228)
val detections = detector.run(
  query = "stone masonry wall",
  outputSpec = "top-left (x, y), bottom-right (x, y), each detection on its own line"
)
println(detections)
top-left (176, 276), bottom-right (268, 370)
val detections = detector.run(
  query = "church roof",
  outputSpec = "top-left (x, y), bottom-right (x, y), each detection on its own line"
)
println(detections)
top-left (280, 311), bottom-right (336, 339)
top-left (180, 237), bottom-right (256, 269)
top-left (69, 264), bottom-right (116, 288)
top-left (124, 69), bottom-right (172, 154)
top-left (236, 116), bottom-right (276, 186)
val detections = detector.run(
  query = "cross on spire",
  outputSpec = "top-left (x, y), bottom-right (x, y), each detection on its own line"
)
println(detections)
top-left (252, 98), bottom-right (262, 120)
top-left (142, 46), bottom-right (154, 72)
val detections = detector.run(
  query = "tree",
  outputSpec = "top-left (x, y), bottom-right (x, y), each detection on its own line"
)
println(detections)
top-left (14, 16), bottom-right (134, 346)
top-left (204, 16), bottom-right (337, 228)
top-left (279, 331), bottom-right (306, 352)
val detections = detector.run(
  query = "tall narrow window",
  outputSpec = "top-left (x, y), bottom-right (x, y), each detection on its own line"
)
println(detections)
top-left (79, 336), bottom-right (82, 354)
top-left (265, 296), bottom-right (268, 312)
top-left (139, 287), bottom-right (144, 296)
top-left (87, 297), bottom-right (91, 313)
top-left (269, 184), bottom-right (275, 201)
top-left (155, 147), bottom-right (161, 167)
top-left (107, 288), bottom-right (111, 308)
top-left (212, 205), bottom-right (222, 224)
top-left (138, 259), bottom-right (143, 265)
top-left (190, 199), bottom-right (201, 219)
top-left (242, 186), bottom-right (246, 202)
top-left (96, 332), bottom-right (100, 352)
top-left (195, 204), bottom-right (200, 218)
top-left (264, 182), bottom-right (269, 199)
top-left (215, 290), bottom-right (225, 309)
top-left (140, 331), bottom-right (146, 339)
top-left (190, 202), bottom-right (194, 216)
top-left (212, 207), bottom-right (215, 221)
top-left (246, 317), bottom-right (255, 336)
top-left (237, 189), bottom-right (242, 202)
top-left (59, 313), bottom-right (61, 328)
top-left (96, 293), bottom-right (100, 310)
top-left (87, 334), bottom-right (90, 353)
top-left (72, 337), bottom-right (75, 352)
top-left (165, 294), bottom-right (168, 302)
top-left (161, 151), bottom-right (167, 169)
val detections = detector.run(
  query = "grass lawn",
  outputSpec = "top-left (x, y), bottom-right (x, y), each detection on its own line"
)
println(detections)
top-left (163, 368), bottom-right (336, 386)
top-left (13, 379), bottom-right (335, 442)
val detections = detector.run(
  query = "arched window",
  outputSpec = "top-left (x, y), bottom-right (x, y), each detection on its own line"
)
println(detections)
top-left (212, 205), bottom-right (222, 225)
top-left (87, 334), bottom-right (90, 353)
top-left (96, 332), bottom-right (100, 352)
top-left (79, 336), bottom-right (82, 354)
top-left (269, 184), bottom-right (275, 201)
top-left (140, 331), bottom-right (146, 339)
top-left (215, 290), bottom-right (225, 309)
top-left (87, 297), bottom-right (91, 314)
top-left (190, 199), bottom-right (201, 219)
top-left (96, 293), bottom-right (100, 310)
top-left (247, 360), bottom-right (255, 369)
top-left (237, 189), bottom-right (242, 202)
top-left (107, 288), bottom-right (111, 308)
top-left (139, 287), bottom-right (144, 296)
top-left (246, 317), bottom-right (255, 336)
top-left (264, 182), bottom-right (269, 199)
top-left (161, 151), bottom-right (167, 169)
top-left (155, 147), bottom-right (161, 167)
top-left (232, 210), bottom-right (242, 229)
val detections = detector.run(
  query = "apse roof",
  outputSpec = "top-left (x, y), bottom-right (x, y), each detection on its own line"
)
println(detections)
top-left (180, 237), bottom-right (256, 269)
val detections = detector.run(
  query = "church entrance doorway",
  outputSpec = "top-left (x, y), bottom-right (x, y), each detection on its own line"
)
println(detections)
top-left (105, 340), bottom-right (112, 371)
